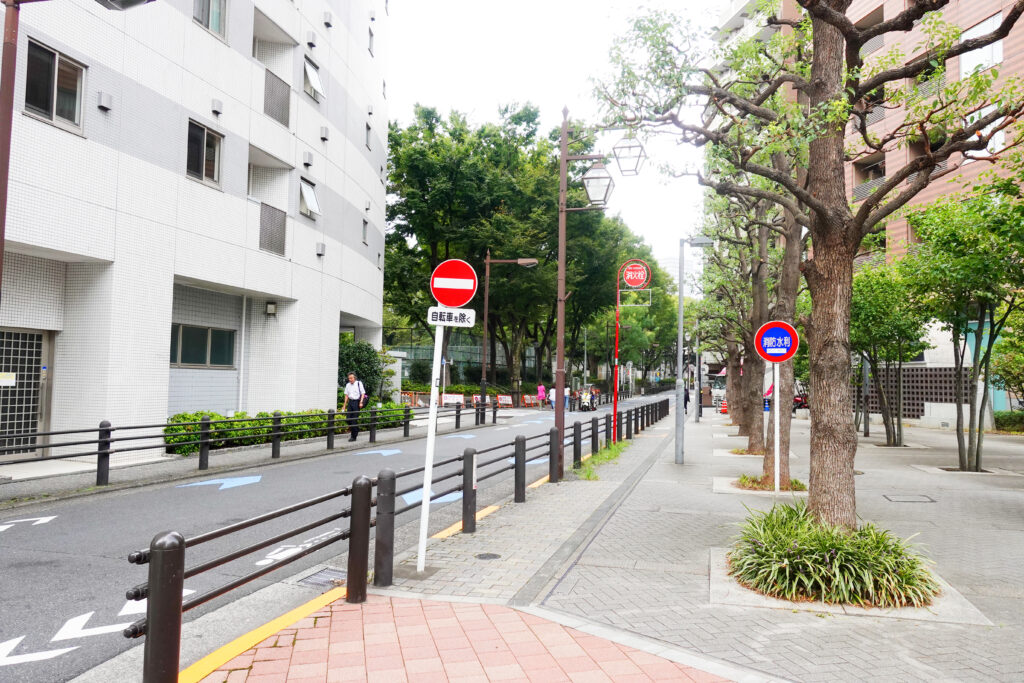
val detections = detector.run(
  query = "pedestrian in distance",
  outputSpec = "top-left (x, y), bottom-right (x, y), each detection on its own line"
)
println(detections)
top-left (537, 383), bottom-right (546, 409)
top-left (342, 372), bottom-right (367, 441)
top-left (683, 386), bottom-right (690, 414)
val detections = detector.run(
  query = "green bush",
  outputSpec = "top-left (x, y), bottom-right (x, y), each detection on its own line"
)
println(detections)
top-left (166, 409), bottom-right (341, 455)
top-left (728, 501), bottom-right (940, 608)
top-left (408, 359), bottom-right (431, 384)
top-left (338, 337), bottom-right (386, 400)
top-left (994, 410), bottom-right (1024, 432)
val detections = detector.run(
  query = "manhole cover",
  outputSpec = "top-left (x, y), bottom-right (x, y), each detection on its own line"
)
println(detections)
top-left (475, 553), bottom-right (501, 560)
top-left (883, 494), bottom-right (935, 503)
top-left (299, 567), bottom-right (347, 587)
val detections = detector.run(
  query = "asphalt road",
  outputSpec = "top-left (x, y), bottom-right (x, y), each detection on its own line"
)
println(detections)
top-left (0, 399), bottom-right (642, 682)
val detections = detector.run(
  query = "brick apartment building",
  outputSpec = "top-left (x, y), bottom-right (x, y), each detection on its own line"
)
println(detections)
top-left (0, 0), bottom-right (389, 445)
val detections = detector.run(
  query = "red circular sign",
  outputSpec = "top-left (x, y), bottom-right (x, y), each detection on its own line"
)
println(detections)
top-left (754, 320), bottom-right (800, 363)
top-left (622, 261), bottom-right (650, 289)
top-left (430, 259), bottom-right (478, 308)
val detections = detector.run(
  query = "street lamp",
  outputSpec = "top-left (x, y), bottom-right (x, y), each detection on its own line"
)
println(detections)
top-left (676, 234), bottom-right (714, 465)
top-left (480, 251), bottom-right (538, 412)
top-left (554, 109), bottom-right (646, 475)
top-left (0, 0), bottom-right (154, 302)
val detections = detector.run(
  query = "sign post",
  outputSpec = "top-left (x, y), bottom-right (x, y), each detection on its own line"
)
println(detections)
top-left (754, 320), bottom-right (800, 495)
top-left (416, 260), bottom-right (478, 573)
top-left (613, 259), bottom-right (651, 441)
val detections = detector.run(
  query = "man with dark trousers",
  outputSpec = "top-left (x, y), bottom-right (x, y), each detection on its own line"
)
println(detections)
top-left (342, 372), bottom-right (367, 441)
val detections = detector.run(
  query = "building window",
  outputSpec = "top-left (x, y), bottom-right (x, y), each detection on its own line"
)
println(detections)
top-left (170, 324), bottom-right (235, 367)
top-left (303, 58), bottom-right (325, 101)
top-left (193, 0), bottom-right (226, 37)
top-left (960, 14), bottom-right (1002, 79)
top-left (299, 178), bottom-right (321, 217)
top-left (362, 219), bottom-right (369, 244)
top-left (25, 41), bottom-right (84, 129)
top-left (365, 123), bottom-right (372, 150)
top-left (368, 27), bottom-right (374, 55)
top-left (186, 121), bottom-right (222, 185)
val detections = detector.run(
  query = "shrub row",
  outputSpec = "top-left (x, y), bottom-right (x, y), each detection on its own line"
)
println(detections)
top-left (164, 402), bottom-right (410, 455)
top-left (994, 410), bottom-right (1024, 432)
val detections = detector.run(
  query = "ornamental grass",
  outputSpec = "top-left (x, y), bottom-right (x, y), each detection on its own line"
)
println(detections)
top-left (728, 501), bottom-right (941, 608)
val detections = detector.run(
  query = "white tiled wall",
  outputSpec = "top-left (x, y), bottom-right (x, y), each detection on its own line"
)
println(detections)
top-left (0, 253), bottom-right (65, 331)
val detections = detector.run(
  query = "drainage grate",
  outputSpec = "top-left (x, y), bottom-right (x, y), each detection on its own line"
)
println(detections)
top-left (884, 494), bottom-right (935, 503)
top-left (299, 567), bottom-right (347, 587)
top-left (475, 553), bottom-right (501, 560)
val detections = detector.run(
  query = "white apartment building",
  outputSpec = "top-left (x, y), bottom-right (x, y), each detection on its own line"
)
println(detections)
top-left (0, 0), bottom-right (388, 441)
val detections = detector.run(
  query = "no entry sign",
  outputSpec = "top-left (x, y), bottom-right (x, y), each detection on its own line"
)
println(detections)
top-left (621, 260), bottom-right (651, 289)
top-left (430, 259), bottom-right (478, 308)
top-left (755, 320), bottom-right (799, 363)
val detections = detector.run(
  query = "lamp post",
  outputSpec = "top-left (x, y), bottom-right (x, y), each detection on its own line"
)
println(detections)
top-left (480, 251), bottom-right (538, 410)
top-left (555, 108), bottom-right (644, 474)
top-left (676, 235), bottom-right (713, 465)
top-left (0, 0), bottom-right (153, 305)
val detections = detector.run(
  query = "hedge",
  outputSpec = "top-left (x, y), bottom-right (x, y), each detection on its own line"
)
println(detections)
top-left (165, 402), bottom-right (409, 455)
top-left (994, 410), bottom-right (1024, 433)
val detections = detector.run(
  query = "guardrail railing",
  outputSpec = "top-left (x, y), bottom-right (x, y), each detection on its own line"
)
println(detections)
top-left (122, 398), bottom-right (670, 682)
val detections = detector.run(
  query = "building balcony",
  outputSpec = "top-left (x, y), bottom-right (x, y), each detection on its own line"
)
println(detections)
top-left (853, 175), bottom-right (886, 201)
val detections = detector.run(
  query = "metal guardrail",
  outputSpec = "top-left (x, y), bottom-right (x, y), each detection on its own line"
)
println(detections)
top-left (121, 398), bottom-right (671, 682)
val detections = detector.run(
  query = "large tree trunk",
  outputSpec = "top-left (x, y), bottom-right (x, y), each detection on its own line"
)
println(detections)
top-left (967, 315), bottom-right (984, 471)
top-left (725, 342), bottom-right (743, 425)
top-left (742, 347), bottom-right (766, 454)
top-left (952, 326), bottom-right (968, 470)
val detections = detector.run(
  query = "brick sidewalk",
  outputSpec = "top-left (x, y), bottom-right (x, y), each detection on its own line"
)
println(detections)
top-left (200, 594), bottom-right (727, 682)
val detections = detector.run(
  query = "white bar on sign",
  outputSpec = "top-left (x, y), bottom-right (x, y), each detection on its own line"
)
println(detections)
top-left (433, 277), bottom-right (475, 289)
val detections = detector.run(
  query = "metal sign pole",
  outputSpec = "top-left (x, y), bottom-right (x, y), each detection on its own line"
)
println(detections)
top-left (416, 322), bottom-right (445, 572)
top-left (773, 361), bottom-right (780, 495)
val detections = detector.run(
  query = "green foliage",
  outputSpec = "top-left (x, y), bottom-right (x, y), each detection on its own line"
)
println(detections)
top-left (576, 441), bottom-right (628, 481)
top-left (338, 337), bottom-right (386, 400)
top-left (991, 309), bottom-right (1024, 407)
top-left (164, 410), bottom-right (334, 455)
top-left (728, 502), bottom-right (940, 608)
top-left (408, 359), bottom-right (431, 384)
top-left (994, 411), bottom-right (1024, 431)
top-left (736, 474), bottom-right (807, 491)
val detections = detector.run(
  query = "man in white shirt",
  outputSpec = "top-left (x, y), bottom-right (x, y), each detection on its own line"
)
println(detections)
top-left (342, 372), bottom-right (367, 441)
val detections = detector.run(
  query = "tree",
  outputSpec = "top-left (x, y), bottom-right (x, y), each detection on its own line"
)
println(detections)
top-left (905, 182), bottom-right (1024, 471)
top-left (600, 2), bottom-right (1024, 527)
top-left (338, 337), bottom-right (387, 402)
top-left (850, 259), bottom-right (930, 446)
top-left (991, 309), bottom-right (1024, 410)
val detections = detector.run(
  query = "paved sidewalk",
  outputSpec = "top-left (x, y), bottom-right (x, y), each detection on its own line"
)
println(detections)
top-left (200, 594), bottom-right (727, 682)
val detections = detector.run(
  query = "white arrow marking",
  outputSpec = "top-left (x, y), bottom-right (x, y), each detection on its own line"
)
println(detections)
top-left (433, 277), bottom-right (474, 289)
top-left (51, 612), bottom-right (133, 642)
top-left (177, 476), bottom-right (261, 490)
top-left (355, 449), bottom-right (402, 457)
top-left (0, 516), bottom-right (57, 533)
top-left (117, 589), bottom-right (197, 617)
top-left (443, 434), bottom-right (476, 440)
top-left (495, 427), bottom-right (510, 431)
top-left (0, 637), bottom-right (77, 666)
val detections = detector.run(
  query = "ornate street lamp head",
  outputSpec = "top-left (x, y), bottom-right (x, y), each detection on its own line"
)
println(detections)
top-left (611, 135), bottom-right (647, 176)
top-left (582, 162), bottom-right (614, 206)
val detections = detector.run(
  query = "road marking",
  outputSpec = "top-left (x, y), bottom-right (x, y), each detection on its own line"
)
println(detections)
top-left (401, 489), bottom-right (461, 505)
top-left (355, 449), bottom-right (402, 456)
top-left (495, 427), bottom-right (511, 431)
top-left (178, 587), bottom-right (347, 683)
top-left (0, 516), bottom-right (56, 533)
top-left (177, 476), bottom-right (261, 491)
top-left (0, 637), bottom-right (77, 666)
top-left (432, 505), bottom-right (501, 539)
top-left (254, 529), bottom-right (341, 566)
top-left (506, 456), bottom-right (547, 465)
top-left (51, 612), bottom-right (133, 642)
top-left (443, 434), bottom-right (476, 440)
top-left (117, 590), bottom-right (196, 617)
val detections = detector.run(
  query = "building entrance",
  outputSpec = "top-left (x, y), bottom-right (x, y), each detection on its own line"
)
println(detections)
top-left (0, 328), bottom-right (50, 459)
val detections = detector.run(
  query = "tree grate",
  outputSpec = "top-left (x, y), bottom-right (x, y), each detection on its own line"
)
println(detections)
top-left (299, 567), bottom-right (347, 587)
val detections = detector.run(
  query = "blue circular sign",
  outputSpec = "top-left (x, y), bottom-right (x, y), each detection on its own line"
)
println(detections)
top-left (755, 321), bottom-right (799, 363)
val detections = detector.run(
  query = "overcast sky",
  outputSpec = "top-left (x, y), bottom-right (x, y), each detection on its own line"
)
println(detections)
top-left (384, 1), bottom-right (725, 292)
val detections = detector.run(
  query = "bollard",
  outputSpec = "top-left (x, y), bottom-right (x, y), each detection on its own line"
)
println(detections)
top-left (616, 412), bottom-right (623, 443)
top-left (97, 420), bottom-right (112, 486)
top-left (455, 404), bottom-right (462, 429)
top-left (198, 416), bottom-right (211, 471)
top-left (141, 531), bottom-right (185, 683)
top-left (271, 412), bottom-right (282, 459)
top-left (327, 409), bottom-right (336, 450)
top-left (403, 406), bottom-right (411, 437)
top-left (573, 421), bottom-right (582, 469)
top-left (634, 407), bottom-right (640, 434)
top-left (374, 469), bottom-right (396, 587)
top-left (369, 408), bottom-right (377, 443)
top-left (604, 413), bottom-right (611, 446)
top-left (626, 409), bottom-right (633, 440)
top-left (492, 401), bottom-right (498, 424)
top-left (591, 417), bottom-right (599, 456)
top-left (462, 448), bottom-right (477, 534)
top-left (514, 435), bottom-right (526, 503)
top-left (548, 427), bottom-right (560, 483)
top-left (346, 475), bottom-right (372, 604)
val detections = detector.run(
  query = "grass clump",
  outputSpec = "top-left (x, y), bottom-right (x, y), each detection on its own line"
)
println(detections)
top-left (728, 501), bottom-right (941, 608)
top-left (576, 441), bottom-right (628, 480)
top-left (736, 474), bottom-right (807, 491)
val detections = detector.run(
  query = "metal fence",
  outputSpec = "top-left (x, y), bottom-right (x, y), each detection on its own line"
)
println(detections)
top-left (122, 398), bottom-right (670, 682)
